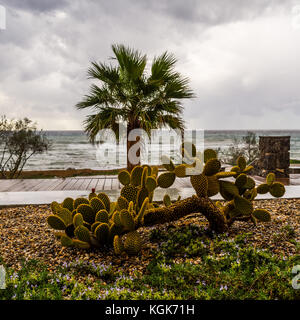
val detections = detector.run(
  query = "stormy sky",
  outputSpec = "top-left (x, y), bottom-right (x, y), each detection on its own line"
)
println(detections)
top-left (0, 0), bottom-right (300, 130)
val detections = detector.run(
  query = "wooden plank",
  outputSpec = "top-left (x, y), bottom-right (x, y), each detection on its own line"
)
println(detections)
top-left (22, 179), bottom-right (46, 191)
top-left (4, 179), bottom-right (24, 192)
top-left (88, 179), bottom-right (99, 191)
top-left (49, 179), bottom-right (68, 191)
top-left (63, 179), bottom-right (80, 190)
top-left (5, 179), bottom-right (38, 192)
top-left (78, 178), bottom-right (93, 191)
top-left (103, 178), bottom-right (112, 190)
top-left (70, 178), bottom-right (88, 190)
top-left (95, 178), bottom-right (105, 191)
top-left (0, 179), bottom-right (21, 192)
top-left (111, 178), bottom-right (119, 190)
top-left (60, 179), bottom-right (79, 191)
top-left (33, 179), bottom-right (61, 191)
top-left (7, 179), bottom-right (35, 192)
top-left (13, 178), bottom-right (51, 192)
top-left (47, 179), bottom-right (68, 191)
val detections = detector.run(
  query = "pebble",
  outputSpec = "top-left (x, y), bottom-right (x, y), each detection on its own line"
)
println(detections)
top-left (0, 199), bottom-right (299, 275)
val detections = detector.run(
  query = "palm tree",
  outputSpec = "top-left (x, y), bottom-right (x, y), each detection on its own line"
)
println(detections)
top-left (76, 44), bottom-right (194, 171)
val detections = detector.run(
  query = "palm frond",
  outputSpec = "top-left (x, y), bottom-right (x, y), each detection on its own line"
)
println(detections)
top-left (150, 51), bottom-right (177, 82)
top-left (75, 85), bottom-right (116, 110)
top-left (76, 44), bottom-right (195, 146)
top-left (87, 62), bottom-right (120, 85)
top-left (83, 106), bottom-right (127, 143)
top-left (112, 44), bottom-right (147, 82)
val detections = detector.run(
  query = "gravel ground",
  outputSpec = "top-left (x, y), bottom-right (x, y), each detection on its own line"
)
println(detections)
top-left (0, 199), bottom-right (299, 275)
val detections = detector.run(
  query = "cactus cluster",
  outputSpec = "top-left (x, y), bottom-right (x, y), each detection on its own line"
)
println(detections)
top-left (145, 145), bottom-right (286, 229)
top-left (47, 141), bottom-right (286, 256)
top-left (47, 189), bottom-right (149, 256)
top-left (118, 165), bottom-right (159, 209)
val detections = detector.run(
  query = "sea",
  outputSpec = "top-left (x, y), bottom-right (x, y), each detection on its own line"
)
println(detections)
top-left (22, 130), bottom-right (300, 171)
top-left (24, 130), bottom-right (300, 170)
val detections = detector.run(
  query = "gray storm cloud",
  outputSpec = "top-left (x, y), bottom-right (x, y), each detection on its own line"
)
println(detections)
top-left (0, 0), bottom-right (299, 130)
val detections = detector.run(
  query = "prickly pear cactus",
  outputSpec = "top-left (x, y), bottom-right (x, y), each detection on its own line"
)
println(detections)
top-left (47, 188), bottom-right (150, 255)
top-left (145, 145), bottom-right (286, 231)
top-left (47, 143), bottom-right (286, 256)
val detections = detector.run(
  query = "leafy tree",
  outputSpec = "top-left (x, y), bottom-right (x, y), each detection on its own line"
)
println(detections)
top-left (76, 44), bottom-right (194, 171)
top-left (0, 116), bottom-right (50, 179)
top-left (219, 131), bottom-right (259, 165)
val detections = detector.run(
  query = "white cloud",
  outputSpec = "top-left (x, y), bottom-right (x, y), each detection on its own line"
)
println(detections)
top-left (0, 0), bottom-right (300, 129)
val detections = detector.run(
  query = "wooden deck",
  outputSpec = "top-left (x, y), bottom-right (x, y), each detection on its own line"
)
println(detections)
top-left (0, 176), bottom-right (123, 192)
top-left (1, 174), bottom-right (297, 193)
top-left (0, 175), bottom-right (194, 192)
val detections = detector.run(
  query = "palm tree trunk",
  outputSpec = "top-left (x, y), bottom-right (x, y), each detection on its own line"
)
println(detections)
top-left (126, 121), bottom-right (141, 172)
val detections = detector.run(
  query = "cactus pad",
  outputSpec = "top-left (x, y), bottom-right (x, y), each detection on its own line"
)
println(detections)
top-left (124, 231), bottom-right (142, 255)
top-left (190, 174), bottom-right (208, 197)
top-left (120, 209), bottom-right (135, 231)
top-left (237, 156), bottom-right (247, 171)
top-left (235, 174), bottom-right (247, 188)
top-left (207, 175), bottom-right (220, 197)
top-left (57, 207), bottom-right (73, 226)
top-left (47, 215), bottom-right (66, 230)
top-left (113, 235), bottom-right (124, 255)
top-left (50, 201), bottom-right (61, 214)
top-left (157, 172), bottom-right (176, 188)
top-left (97, 192), bottom-right (110, 212)
top-left (163, 194), bottom-right (171, 206)
top-left (234, 195), bottom-right (253, 215)
top-left (120, 185), bottom-right (138, 203)
top-left (118, 170), bottom-right (131, 186)
top-left (62, 197), bottom-right (74, 212)
top-left (137, 187), bottom-right (149, 208)
top-left (73, 197), bottom-right (89, 209)
top-left (219, 181), bottom-right (239, 201)
top-left (174, 164), bottom-right (188, 177)
top-left (88, 192), bottom-right (97, 200)
top-left (112, 211), bottom-right (122, 227)
top-left (61, 235), bottom-right (74, 247)
top-left (130, 166), bottom-right (143, 186)
top-left (269, 182), bottom-right (285, 198)
top-left (77, 204), bottom-right (95, 224)
top-left (145, 176), bottom-right (157, 193)
top-left (266, 172), bottom-right (275, 185)
top-left (94, 223), bottom-right (110, 243)
top-left (204, 149), bottom-right (217, 162)
top-left (257, 183), bottom-right (270, 194)
top-left (74, 225), bottom-right (90, 243)
top-left (117, 196), bottom-right (129, 210)
top-left (203, 159), bottom-right (221, 176)
top-left (253, 209), bottom-right (271, 222)
top-left (95, 209), bottom-right (109, 223)
top-left (244, 177), bottom-right (255, 190)
top-left (72, 239), bottom-right (90, 249)
top-left (90, 197), bottom-right (105, 213)
top-left (73, 212), bottom-right (84, 228)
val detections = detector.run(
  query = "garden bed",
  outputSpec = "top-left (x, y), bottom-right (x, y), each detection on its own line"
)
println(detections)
top-left (0, 199), bottom-right (299, 299)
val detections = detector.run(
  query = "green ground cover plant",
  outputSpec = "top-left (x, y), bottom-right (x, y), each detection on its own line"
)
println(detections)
top-left (1, 227), bottom-right (299, 300)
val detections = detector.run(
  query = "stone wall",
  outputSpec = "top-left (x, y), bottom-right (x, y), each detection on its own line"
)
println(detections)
top-left (252, 136), bottom-right (290, 177)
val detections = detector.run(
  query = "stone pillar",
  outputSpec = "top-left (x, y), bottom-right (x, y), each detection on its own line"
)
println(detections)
top-left (254, 136), bottom-right (290, 177)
